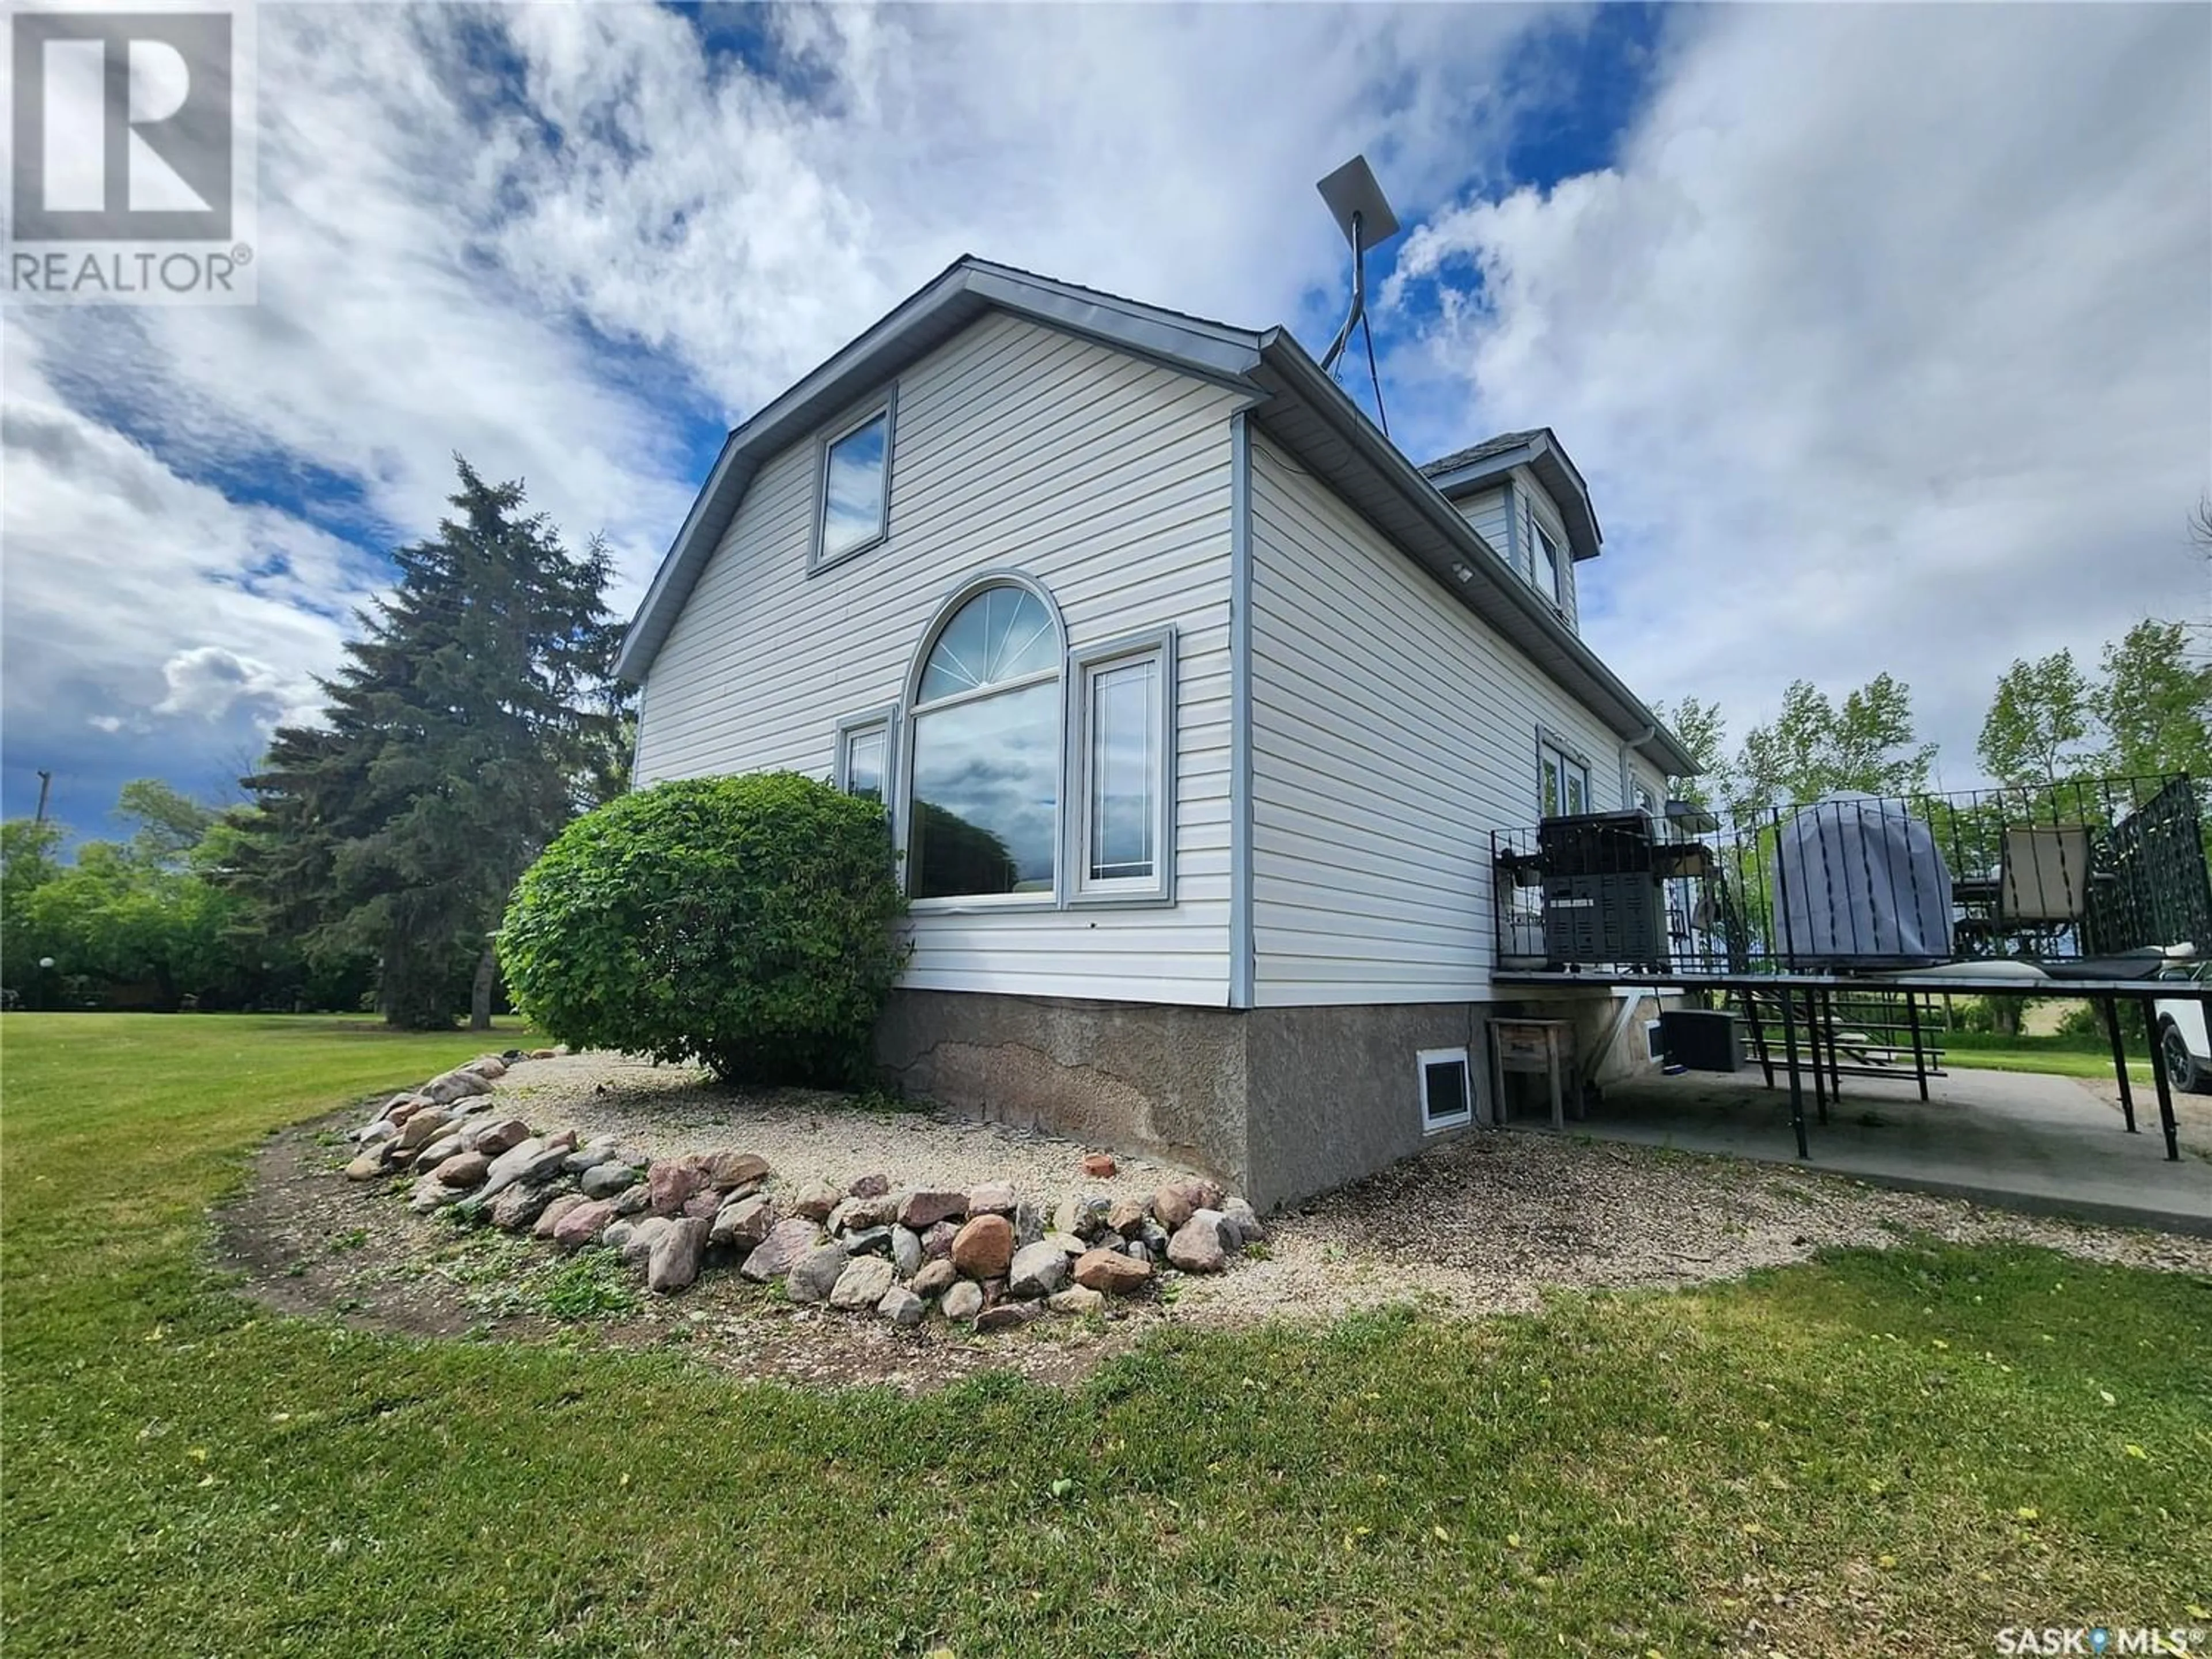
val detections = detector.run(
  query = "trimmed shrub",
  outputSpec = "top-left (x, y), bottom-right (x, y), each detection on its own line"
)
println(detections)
top-left (499, 772), bottom-right (907, 1085)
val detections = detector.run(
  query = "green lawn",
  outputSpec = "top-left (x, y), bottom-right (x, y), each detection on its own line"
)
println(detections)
top-left (1938, 1030), bottom-right (2156, 1084)
top-left (5, 1014), bottom-right (2209, 1656)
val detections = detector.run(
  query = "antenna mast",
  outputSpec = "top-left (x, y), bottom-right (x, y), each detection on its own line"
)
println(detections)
top-left (1315, 154), bottom-right (1402, 375)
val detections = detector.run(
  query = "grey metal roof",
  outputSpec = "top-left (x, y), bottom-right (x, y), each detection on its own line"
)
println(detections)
top-left (613, 255), bottom-right (1691, 777)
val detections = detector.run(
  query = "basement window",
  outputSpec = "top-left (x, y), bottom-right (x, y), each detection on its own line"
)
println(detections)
top-left (1417, 1046), bottom-right (1473, 1134)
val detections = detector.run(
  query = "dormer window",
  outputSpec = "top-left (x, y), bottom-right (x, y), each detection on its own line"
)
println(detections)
top-left (1535, 522), bottom-right (1562, 607)
top-left (813, 397), bottom-right (894, 569)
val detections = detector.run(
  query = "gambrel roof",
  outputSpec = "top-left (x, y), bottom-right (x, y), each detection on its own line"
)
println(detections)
top-left (616, 255), bottom-right (1693, 777)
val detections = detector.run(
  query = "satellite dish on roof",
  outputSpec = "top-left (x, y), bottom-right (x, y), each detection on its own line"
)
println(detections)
top-left (1314, 153), bottom-right (1403, 396)
top-left (1316, 154), bottom-right (1400, 253)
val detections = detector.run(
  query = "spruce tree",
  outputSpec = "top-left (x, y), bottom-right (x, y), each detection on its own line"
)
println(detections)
top-left (237, 460), bottom-right (626, 1028)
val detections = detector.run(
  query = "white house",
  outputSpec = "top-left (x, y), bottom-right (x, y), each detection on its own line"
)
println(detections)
top-left (616, 256), bottom-right (1695, 1206)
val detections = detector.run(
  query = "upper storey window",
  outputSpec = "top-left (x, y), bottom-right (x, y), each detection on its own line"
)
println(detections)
top-left (815, 399), bottom-right (893, 569)
top-left (1535, 521), bottom-right (1563, 608)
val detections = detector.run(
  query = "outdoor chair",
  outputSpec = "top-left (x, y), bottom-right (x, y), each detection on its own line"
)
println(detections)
top-left (1998, 825), bottom-right (2093, 926)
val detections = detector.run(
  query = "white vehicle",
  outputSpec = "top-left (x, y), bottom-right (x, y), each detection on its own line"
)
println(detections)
top-left (2151, 964), bottom-right (2212, 1093)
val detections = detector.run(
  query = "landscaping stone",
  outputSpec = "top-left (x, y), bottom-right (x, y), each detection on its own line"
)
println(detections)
top-left (965, 1181), bottom-right (1016, 1217)
top-left (478, 1137), bottom-right (555, 1199)
top-left (355, 1119), bottom-right (400, 1147)
top-left (1008, 1240), bottom-right (1070, 1300)
top-left (910, 1259), bottom-right (957, 1298)
top-left (1168, 1210), bottom-right (1231, 1274)
top-left (921, 1221), bottom-right (959, 1261)
top-left (488, 1182), bottom-right (555, 1232)
top-left (976, 1302), bottom-right (1041, 1334)
top-left (941, 1281), bottom-right (984, 1323)
top-left (1041, 1230), bottom-right (1089, 1257)
top-left (1081, 1153), bottom-right (1118, 1179)
top-left (844, 1194), bottom-right (900, 1230)
top-left (472, 1118), bottom-right (530, 1158)
top-left (612, 1184), bottom-right (652, 1217)
top-left (950, 1214), bottom-right (1014, 1279)
top-left (1139, 1219), bottom-right (1171, 1257)
top-left (344, 1150), bottom-right (388, 1181)
top-left (710, 1193), bottom-right (774, 1250)
top-left (1153, 1176), bottom-right (1224, 1232)
top-left (408, 1179), bottom-right (467, 1214)
top-left (847, 1172), bottom-right (890, 1199)
top-left (1107, 1196), bottom-right (1150, 1236)
top-left (1013, 1203), bottom-right (1043, 1248)
top-left (1074, 1248), bottom-right (1152, 1294)
top-left (891, 1226), bottom-right (923, 1279)
top-left (681, 1189), bottom-right (721, 1221)
top-left (793, 1178), bottom-right (842, 1222)
top-left (647, 1217), bottom-right (709, 1293)
top-left (560, 1146), bottom-right (605, 1175)
top-left (899, 1188), bottom-right (968, 1229)
top-left (413, 1133), bottom-right (465, 1169)
top-left (741, 1218), bottom-right (821, 1282)
top-left (602, 1219), bottom-right (637, 1256)
top-left (695, 1150), bottom-right (770, 1192)
top-left (580, 1162), bottom-right (637, 1200)
top-left (1048, 1285), bottom-right (1105, 1316)
top-left (430, 1150), bottom-right (490, 1190)
top-left (552, 1199), bottom-right (618, 1249)
top-left (423, 1069), bottom-right (490, 1105)
top-left (646, 1158), bottom-right (702, 1217)
top-left (619, 1216), bottom-right (674, 1268)
top-left (1124, 1238), bottom-right (1151, 1262)
top-left (461, 1055), bottom-right (506, 1081)
top-left (843, 1226), bottom-right (893, 1259)
top-left (787, 1243), bottom-right (851, 1304)
top-left (1221, 1196), bottom-right (1266, 1247)
top-left (828, 1256), bottom-right (895, 1310)
top-left (534, 1193), bottom-right (591, 1240)
top-left (878, 1286), bottom-right (927, 1327)
top-left (396, 1110), bottom-right (450, 1153)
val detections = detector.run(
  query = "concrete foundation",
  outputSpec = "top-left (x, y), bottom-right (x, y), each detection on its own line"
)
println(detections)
top-left (878, 986), bottom-right (1671, 1209)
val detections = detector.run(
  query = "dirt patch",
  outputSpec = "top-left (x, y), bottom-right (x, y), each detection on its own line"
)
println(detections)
top-left (214, 1059), bottom-right (2212, 1396)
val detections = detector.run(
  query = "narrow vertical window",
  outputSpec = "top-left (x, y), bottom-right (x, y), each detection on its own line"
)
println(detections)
top-left (814, 399), bottom-right (893, 569)
top-left (1536, 522), bottom-right (1563, 605)
top-left (843, 726), bottom-right (887, 801)
top-left (1540, 737), bottom-right (1590, 818)
top-left (1071, 630), bottom-right (1176, 903)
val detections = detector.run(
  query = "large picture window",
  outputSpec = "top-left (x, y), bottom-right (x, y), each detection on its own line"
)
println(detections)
top-left (1071, 630), bottom-right (1175, 902)
top-left (907, 584), bottom-right (1061, 900)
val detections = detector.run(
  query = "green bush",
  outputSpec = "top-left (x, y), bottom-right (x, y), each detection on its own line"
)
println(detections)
top-left (498, 772), bottom-right (907, 1085)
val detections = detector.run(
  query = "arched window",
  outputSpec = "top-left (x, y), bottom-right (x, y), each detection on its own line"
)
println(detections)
top-left (907, 584), bottom-right (1061, 899)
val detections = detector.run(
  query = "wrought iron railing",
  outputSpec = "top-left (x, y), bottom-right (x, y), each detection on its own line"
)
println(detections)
top-left (1490, 775), bottom-right (2212, 978)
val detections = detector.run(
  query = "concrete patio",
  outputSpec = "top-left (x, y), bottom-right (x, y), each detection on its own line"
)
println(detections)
top-left (1545, 1065), bottom-right (2212, 1236)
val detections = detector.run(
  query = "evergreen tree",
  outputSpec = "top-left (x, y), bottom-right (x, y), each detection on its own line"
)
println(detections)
top-left (236, 460), bottom-right (626, 1028)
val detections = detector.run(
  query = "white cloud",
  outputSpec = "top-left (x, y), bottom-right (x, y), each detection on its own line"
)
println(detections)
top-left (1387, 3), bottom-right (2212, 781)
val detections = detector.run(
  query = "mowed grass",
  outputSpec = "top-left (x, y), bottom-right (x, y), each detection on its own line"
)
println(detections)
top-left (5, 1015), bottom-right (2210, 1657)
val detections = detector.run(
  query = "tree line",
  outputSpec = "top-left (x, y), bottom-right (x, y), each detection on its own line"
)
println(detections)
top-left (2, 462), bottom-right (630, 1026)
top-left (1656, 620), bottom-right (2212, 815)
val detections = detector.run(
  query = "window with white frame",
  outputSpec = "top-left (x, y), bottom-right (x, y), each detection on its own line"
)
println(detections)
top-left (835, 711), bottom-right (892, 803)
top-left (1073, 631), bottom-right (1175, 900)
top-left (1418, 1046), bottom-right (1474, 1132)
top-left (1540, 737), bottom-right (1591, 818)
top-left (907, 584), bottom-right (1061, 900)
top-left (1535, 521), bottom-right (1563, 607)
top-left (815, 399), bottom-right (893, 568)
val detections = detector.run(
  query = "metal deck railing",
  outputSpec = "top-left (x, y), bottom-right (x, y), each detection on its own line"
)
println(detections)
top-left (1490, 775), bottom-right (2212, 979)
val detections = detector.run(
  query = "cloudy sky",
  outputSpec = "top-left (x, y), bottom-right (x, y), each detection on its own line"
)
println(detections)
top-left (5, 1), bottom-right (2208, 835)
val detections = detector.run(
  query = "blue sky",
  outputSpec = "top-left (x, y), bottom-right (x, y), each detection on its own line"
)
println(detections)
top-left (5, 2), bottom-right (2208, 842)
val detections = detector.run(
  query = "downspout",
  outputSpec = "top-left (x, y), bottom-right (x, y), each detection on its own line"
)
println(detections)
top-left (1621, 723), bottom-right (1658, 810)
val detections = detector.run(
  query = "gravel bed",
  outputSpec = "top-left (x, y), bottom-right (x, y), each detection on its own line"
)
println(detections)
top-left (482, 1052), bottom-right (2212, 1334)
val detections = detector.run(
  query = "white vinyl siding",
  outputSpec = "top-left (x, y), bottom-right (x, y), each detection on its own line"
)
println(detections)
top-left (1453, 486), bottom-right (1513, 563)
top-left (1248, 434), bottom-right (1626, 1006)
top-left (634, 312), bottom-right (1238, 1005)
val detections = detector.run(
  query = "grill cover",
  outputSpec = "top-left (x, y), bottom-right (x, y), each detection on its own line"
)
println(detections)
top-left (1775, 794), bottom-right (1955, 967)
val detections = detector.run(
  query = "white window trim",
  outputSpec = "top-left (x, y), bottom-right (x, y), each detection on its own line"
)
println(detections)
top-left (1417, 1046), bottom-right (1474, 1134)
top-left (808, 387), bottom-right (897, 574)
top-left (1067, 626), bottom-right (1177, 907)
top-left (1538, 729), bottom-right (1594, 819)
top-left (1535, 521), bottom-right (1563, 608)
top-left (899, 570), bottom-right (1067, 914)
top-left (833, 703), bottom-right (899, 822)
